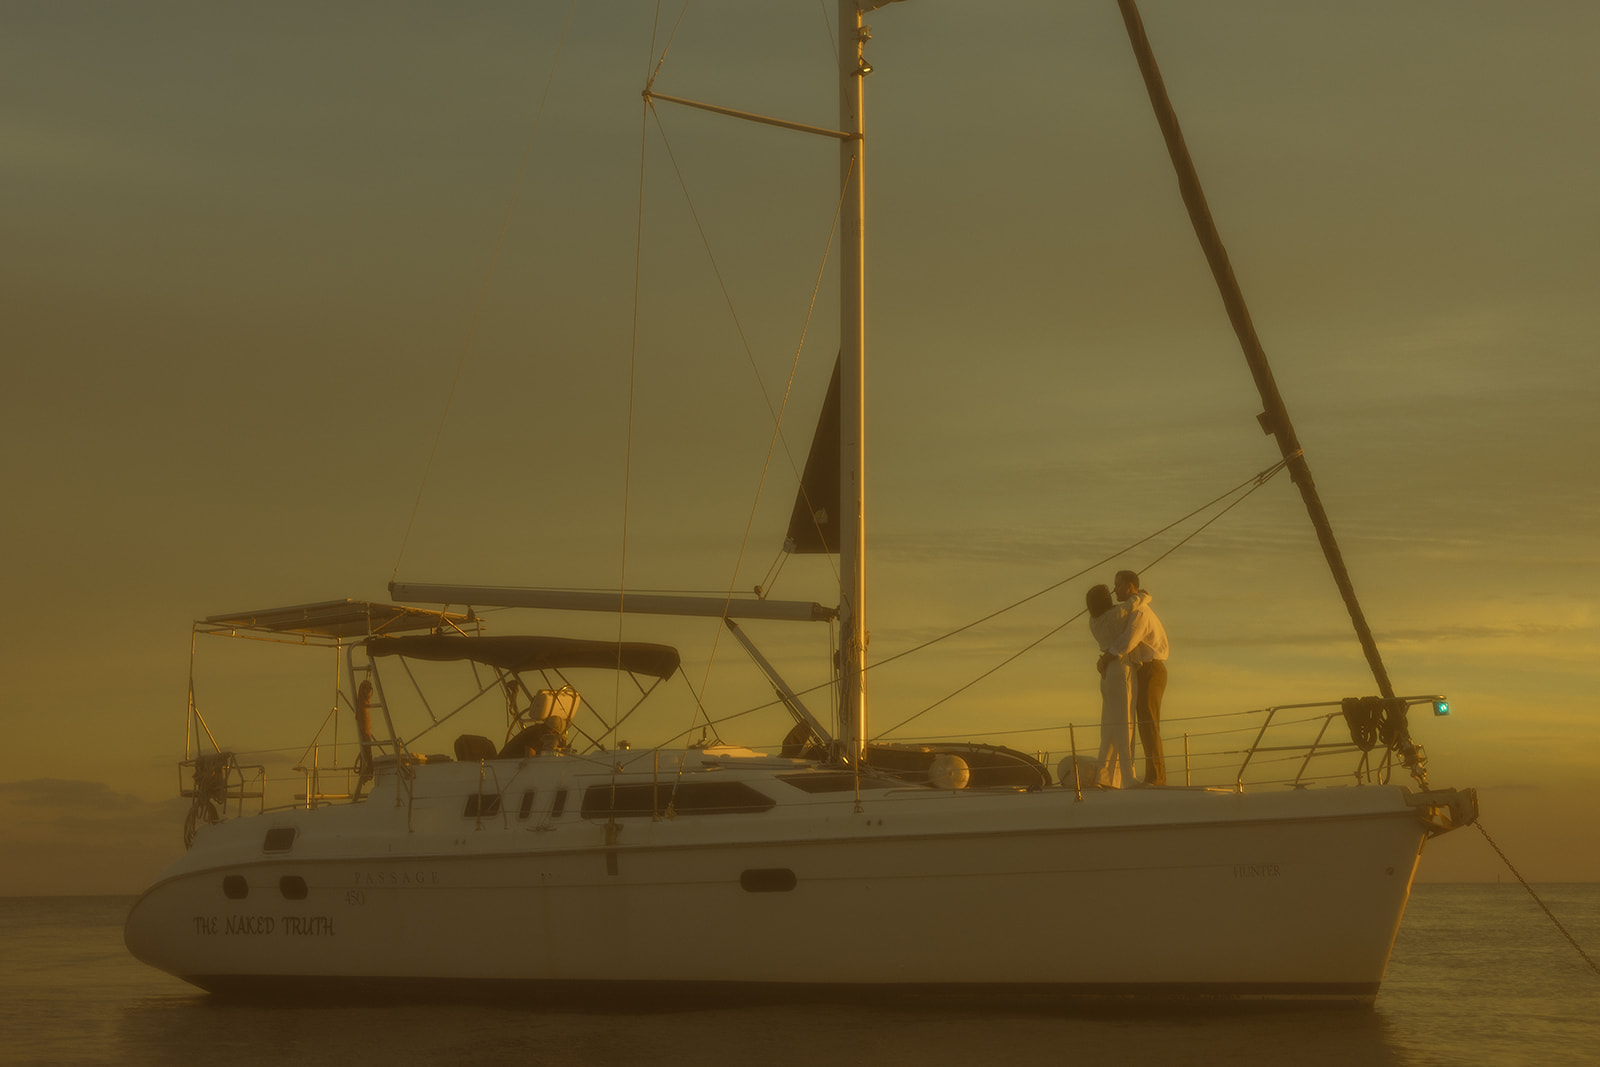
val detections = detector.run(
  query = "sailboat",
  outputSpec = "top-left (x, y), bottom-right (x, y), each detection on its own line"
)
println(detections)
top-left (125, 2), bottom-right (1477, 1001)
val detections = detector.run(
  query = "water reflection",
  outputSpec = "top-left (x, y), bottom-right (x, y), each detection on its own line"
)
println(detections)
top-left (112, 995), bottom-right (1423, 1067)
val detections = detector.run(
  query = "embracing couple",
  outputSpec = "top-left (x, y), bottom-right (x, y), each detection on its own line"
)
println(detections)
top-left (1086, 569), bottom-right (1170, 788)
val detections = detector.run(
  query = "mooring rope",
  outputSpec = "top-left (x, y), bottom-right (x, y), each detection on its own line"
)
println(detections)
top-left (1475, 820), bottom-right (1600, 978)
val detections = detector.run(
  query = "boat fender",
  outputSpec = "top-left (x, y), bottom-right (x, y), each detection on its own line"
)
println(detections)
top-left (928, 754), bottom-right (970, 790)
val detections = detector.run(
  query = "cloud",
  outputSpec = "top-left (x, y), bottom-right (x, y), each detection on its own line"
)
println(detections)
top-left (0, 782), bottom-right (188, 895)
top-left (0, 778), bottom-right (144, 810)
top-left (1378, 623), bottom-right (1594, 644)
top-left (1185, 620), bottom-right (1595, 650)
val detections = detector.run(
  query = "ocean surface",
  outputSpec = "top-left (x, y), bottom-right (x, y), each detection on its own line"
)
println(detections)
top-left (2, 885), bottom-right (1596, 1067)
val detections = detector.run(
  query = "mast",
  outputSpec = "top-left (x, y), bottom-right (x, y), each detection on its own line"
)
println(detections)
top-left (837, 1), bottom-right (875, 765)
top-left (618, 8), bottom-right (893, 763)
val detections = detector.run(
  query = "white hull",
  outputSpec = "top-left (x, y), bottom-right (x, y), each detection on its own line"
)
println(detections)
top-left (126, 752), bottom-right (1453, 1001)
top-left (125, 2), bottom-right (1481, 1008)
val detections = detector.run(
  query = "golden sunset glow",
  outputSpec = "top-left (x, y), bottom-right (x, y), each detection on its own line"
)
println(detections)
top-left (2, 1), bottom-right (1596, 896)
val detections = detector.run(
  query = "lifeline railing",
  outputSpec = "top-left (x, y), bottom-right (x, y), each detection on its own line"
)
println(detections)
top-left (911, 694), bottom-right (1448, 797)
top-left (180, 739), bottom-right (395, 827)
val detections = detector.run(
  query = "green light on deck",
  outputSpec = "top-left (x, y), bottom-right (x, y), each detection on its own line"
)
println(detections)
top-left (1433, 699), bottom-right (1451, 716)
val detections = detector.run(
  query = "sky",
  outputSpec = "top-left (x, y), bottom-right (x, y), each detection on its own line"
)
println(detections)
top-left (2, 1), bottom-right (1597, 895)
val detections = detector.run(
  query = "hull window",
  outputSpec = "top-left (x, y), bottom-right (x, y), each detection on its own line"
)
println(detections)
top-left (518, 790), bottom-right (537, 819)
top-left (581, 781), bottom-right (776, 819)
top-left (222, 875), bottom-right (248, 900)
top-left (776, 772), bottom-right (899, 794)
top-left (279, 875), bottom-right (308, 900)
top-left (464, 794), bottom-right (502, 817)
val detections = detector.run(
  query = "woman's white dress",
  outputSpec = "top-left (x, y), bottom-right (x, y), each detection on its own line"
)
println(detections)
top-left (1089, 604), bottom-right (1136, 788)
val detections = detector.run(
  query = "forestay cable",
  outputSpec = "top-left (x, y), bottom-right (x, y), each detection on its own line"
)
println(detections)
top-left (649, 459), bottom-right (1296, 745)
top-left (872, 457), bottom-right (1293, 739)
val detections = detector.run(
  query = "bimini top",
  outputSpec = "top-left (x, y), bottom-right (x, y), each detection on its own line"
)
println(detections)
top-left (203, 599), bottom-right (476, 641)
top-left (366, 634), bottom-right (681, 680)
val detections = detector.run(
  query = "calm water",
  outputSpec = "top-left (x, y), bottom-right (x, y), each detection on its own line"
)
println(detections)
top-left (2, 885), bottom-right (1596, 1067)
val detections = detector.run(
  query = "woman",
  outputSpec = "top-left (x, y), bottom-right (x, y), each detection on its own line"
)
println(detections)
top-left (1086, 584), bottom-right (1136, 788)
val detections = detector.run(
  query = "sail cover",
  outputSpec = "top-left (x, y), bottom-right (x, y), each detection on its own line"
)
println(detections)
top-left (785, 356), bottom-right (841, 554)
top-left (367, 635), bottom-right (680, 679)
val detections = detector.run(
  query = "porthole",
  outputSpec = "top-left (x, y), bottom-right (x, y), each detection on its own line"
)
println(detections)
top-left (263, 827), bottom-right (297, 853)
top-left (222, 875), bottom-right (249, 899)
top-left (740, 868), bottom-right (797, 893)
top-left (279, 875), bottom-right (308, 900)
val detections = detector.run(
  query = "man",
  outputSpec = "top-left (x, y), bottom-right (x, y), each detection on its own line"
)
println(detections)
top-left (1097, 570), bottom-right (1169, 785)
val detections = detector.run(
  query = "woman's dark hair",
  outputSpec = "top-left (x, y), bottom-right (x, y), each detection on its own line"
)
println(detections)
top-left (1086, 584), bottom-right (1114, 618)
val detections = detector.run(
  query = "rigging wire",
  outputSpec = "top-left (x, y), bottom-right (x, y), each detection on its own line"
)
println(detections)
top-left (628, 7), bottom-right (853, 754)
top-left (816, 0), bottom-right (841, 68)
top-left (645, 1), bottom-right (693, 92)
top-left (640, 1), bottom-right (857, 587)
top-left (871, 456), bottom-right (1293, 740)
top-left (390, 1), bottom-right (580, 584)
top-left (869, 455), bottom-right (1291, 677)
top-left (642, 104), bottom-right (851, 542)
top-left (755, 545), bottom-right (790, 598)
top-left (638, 100), bottom-right (854, 741)
top-left (638, 460), bottom-right (1293, 748)
top-left (614, 39), bottom-right (658, 748)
